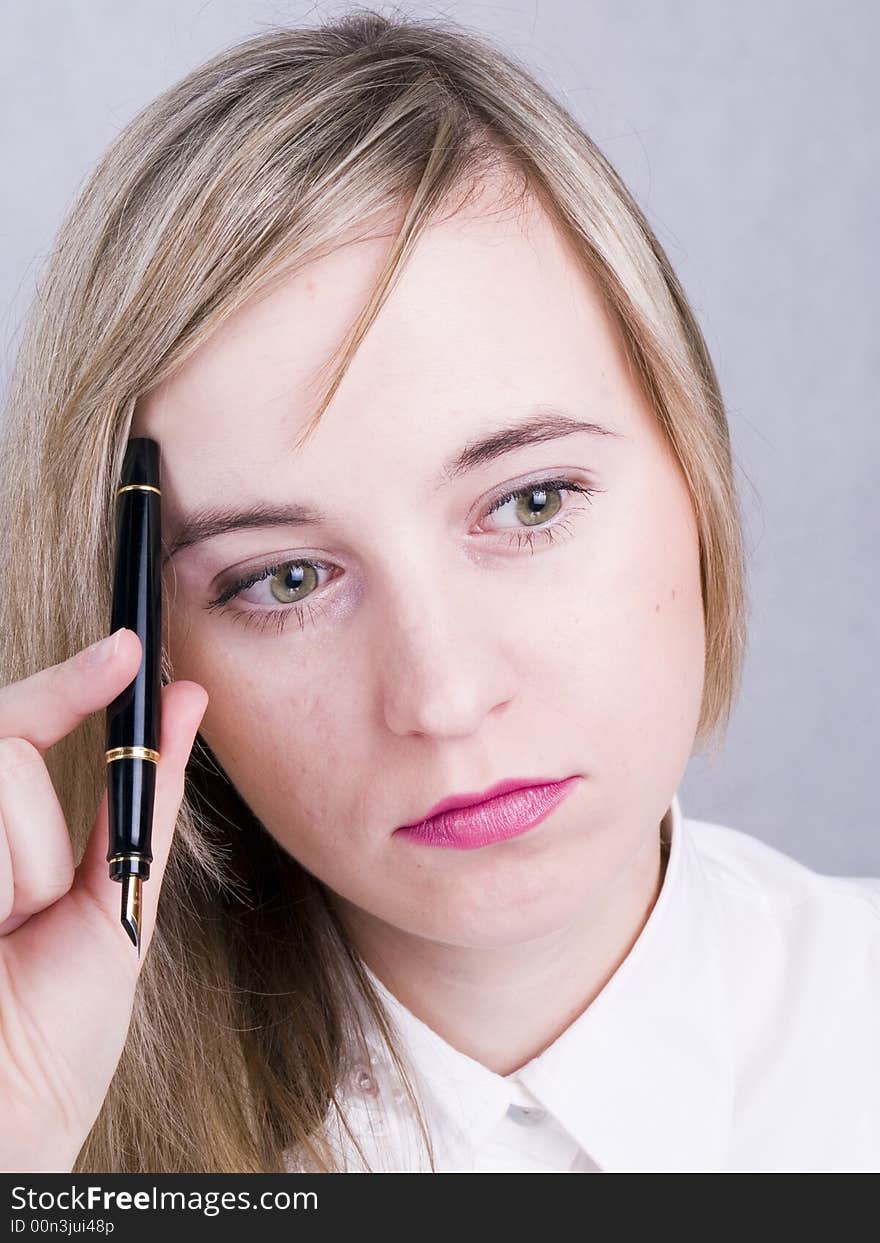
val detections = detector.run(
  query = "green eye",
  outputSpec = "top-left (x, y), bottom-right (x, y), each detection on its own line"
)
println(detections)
top-left (268, 561), bottom-right (321, 604)
top-left (488, 483), bottom-right (565, 528)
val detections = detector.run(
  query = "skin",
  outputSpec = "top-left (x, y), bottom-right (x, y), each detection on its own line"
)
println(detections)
top-left (132, 175), bottom-right (705, 1076)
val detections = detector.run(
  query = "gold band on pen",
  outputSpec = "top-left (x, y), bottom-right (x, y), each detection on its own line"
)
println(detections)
top-left (105, 746), bottom-right (160, 763)
top-left (117, 484), bottom-right (161, 495)
top-left (107, 853), bottom-right (151, 865)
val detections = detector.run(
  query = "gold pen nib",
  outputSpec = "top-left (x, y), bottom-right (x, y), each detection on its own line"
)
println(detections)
top-left (120, 874), bottom-right (142, 958)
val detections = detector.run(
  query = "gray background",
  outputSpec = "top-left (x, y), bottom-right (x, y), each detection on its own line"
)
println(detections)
top-left (2, 2), bottom-right (876, 875)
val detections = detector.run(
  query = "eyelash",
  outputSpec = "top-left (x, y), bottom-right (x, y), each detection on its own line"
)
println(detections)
top-left (204, 476), bottom-right (602, 635)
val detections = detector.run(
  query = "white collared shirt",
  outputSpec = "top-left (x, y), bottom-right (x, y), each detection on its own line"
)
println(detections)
top-left (289, 793), bottom-right (880, 1173)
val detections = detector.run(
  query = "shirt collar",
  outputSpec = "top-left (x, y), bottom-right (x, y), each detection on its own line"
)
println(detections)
top-left (358, 792), bottom-right (736, 1172)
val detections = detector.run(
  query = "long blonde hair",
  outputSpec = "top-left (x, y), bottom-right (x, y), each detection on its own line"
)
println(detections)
top-left (0, 8), bottom-right (748, 1172)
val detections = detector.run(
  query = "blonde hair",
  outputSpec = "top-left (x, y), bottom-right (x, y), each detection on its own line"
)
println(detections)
top-left (0, 8), bottom-right (749, 1172)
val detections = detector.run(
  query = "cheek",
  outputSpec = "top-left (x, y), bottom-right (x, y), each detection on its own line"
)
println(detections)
top-left (168, 613), bottom-right (363, 850)
top-left (194, 671), bottom-right (335, 799)
top-left (538, 477), bottom-right (705, 782)
top-left (193, 684), bottom-right (343, 868)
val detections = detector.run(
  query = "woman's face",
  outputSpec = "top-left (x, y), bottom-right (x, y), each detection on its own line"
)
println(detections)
top-left (132, 179), bottom-right (705, 952)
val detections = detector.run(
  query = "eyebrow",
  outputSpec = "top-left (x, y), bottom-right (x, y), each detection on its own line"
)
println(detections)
top-left (161, 407), bottom-right (624, 564)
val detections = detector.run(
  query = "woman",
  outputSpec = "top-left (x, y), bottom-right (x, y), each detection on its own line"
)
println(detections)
top-left (1, 11), bottom-right (877, 1174)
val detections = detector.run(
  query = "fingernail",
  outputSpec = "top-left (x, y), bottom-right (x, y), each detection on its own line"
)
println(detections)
top-left (81, 629), bottom-right (123, 668)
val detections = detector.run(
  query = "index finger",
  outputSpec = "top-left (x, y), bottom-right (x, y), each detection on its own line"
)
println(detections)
top-left (0, 628), bottom-right (143, 754)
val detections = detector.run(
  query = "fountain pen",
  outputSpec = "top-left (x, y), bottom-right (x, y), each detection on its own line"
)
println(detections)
top-left (105, 437), bottom-right (162, 956)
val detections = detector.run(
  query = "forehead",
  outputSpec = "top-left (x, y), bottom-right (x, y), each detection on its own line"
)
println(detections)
top-left (132, 184), bottom-right (642, 490)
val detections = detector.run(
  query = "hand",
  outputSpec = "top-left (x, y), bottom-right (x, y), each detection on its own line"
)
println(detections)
top-left (0, 627), bottom-right (208, 1172)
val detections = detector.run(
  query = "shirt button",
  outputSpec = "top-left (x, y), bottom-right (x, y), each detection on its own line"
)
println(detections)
top-left (349, 1062), bottom-right (381, 1097)
top-left (506, 1102), bottom-right (548, 1126)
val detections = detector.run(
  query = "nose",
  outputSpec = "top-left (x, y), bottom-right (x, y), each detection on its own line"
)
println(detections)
top-left (375, 564), bottom-right (517, 739)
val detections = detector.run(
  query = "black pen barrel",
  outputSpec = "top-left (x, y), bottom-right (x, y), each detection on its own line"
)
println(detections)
top-left (105, 438), bottom-right (162, 885)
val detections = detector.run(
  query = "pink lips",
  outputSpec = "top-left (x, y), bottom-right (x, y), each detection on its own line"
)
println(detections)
top-left (394, 777), bottom-right (581, 850)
